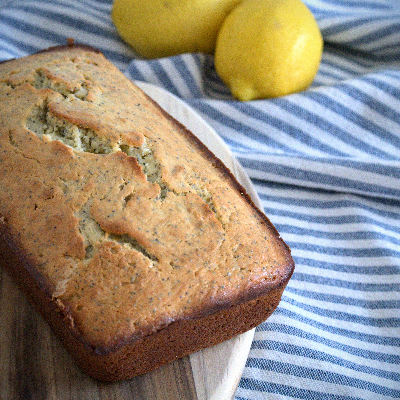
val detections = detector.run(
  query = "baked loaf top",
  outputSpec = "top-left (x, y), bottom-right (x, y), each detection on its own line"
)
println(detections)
top-left (0, 45), bottom-right (294, 352)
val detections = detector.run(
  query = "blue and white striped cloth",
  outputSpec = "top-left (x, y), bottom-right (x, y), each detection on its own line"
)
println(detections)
top-left (1, 0), bottom-right (399, 398)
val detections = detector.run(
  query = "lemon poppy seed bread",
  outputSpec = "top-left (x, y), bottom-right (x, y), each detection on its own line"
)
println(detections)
top-left (0, 44), bottom-right (294, 381)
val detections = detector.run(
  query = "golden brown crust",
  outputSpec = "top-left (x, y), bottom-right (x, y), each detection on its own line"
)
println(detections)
top-left (0, 217), bottom-right (290, 381)
top-left (0, 44), bottom-right (294, 380)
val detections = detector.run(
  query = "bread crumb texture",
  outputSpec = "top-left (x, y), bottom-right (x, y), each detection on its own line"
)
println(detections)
top-left (0, 48), bottom-right (291, 350)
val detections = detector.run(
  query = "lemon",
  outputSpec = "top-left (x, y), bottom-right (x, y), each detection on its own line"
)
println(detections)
top-left (112, 0), bottom-right (242, 59)
top-left (214, 0), bottom-right (323, 100)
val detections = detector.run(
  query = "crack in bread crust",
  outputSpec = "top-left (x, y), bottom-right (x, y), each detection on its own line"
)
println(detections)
top-left (33, 68), bottom-right (90, 100)
top-left (0, 47), bottom-right (294, 368)
top-left (26, 70), bottom-right (223, 233)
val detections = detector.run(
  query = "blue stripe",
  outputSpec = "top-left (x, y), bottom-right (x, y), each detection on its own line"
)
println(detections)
top-left (126, 62), bottom-right (147, 82)
top-left (241, 158), bottom-right (400, 199)
top-left (242, 153), bottom-right (400, 177)
top-left (322, 43), bottom-right (371, 69)
top-left (287, 256), bottom-right (400, 275)
top-left (87, 0), bottom-right (111, 4)
top-left (246, 357), bottom-right (400, 397)
top-left (260, 320), bottom-right (400, 358)
top-left (384, 70), bottom-right (400, 80)
top-left (251, 340), bottom-right (400, 382)
top-left (319, 57), bottom-right (372, 77)
top-left (372, 44), bottom-right (400, 58)
top-left (347, 22), bottom-right (400, 47)
top-left (147, 59), bottom-right (182, 97)
top-left (171, 55), bottom-right (203, 98)
top-left (303, 91), bottom-right (400, 158)
top-left (288, 242), bottom-right (400, 258)
top-left (340, 85), bottom-right (400, 130)
top-left (322, 16), bottom-right (381, 37)
top-left (7, 5), bottom-right (114, 39)
top-left (285, 286), bottom-right (400, 309)
top-left (282, 295), bottom-right (400, 328)
top-left (257, 188), bottom-right (400, 215)
top-left (311, 0), bottom-right (392, 10)
top-left (323, 39), bottom-right (400, 63)
top-left (188, 100), bottom-right (302, 154)
top-left (273, 96), bottom-right (400, 158)
top-left (275, 225), bottom-right (400, 248)
top-left (316, 66), bottom-right (349, 82)
top-left (290, 273), bottom-right (400, 292)
top-left (365, 73), bottom-right (400, 97)
top-left (28, 0), bottom-right (113, 25)
top-left (0, 42), bottom-right (19, 60)
top-left (262, 205), bottom-right (400, 235)
top-left (261, 206), bottom-right (398, 228)
top-left (239, 377), bottom-right (366, 400)
top-left (75, 0), bottom-right (111, 13)
top-left (242, 152), bottom-right (400, 179)
top-left (0, 30), bottom-right (39, 57)
top-left (0, 14), bottom-right (132, 66)
top-left (229, 101), bottom-right (351, 157)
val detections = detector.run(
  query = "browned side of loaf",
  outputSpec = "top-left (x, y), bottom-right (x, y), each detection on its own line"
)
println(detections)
top-left (0, 219), bottom-right (289, 381)
top-left (0, 44), bottom-right (294, 381)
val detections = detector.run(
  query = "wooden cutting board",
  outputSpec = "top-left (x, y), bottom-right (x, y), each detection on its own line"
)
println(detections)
top-left (0, 82), bottom-right (261, 400)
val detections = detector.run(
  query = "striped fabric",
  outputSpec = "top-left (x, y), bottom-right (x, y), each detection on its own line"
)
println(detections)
top-left (1, 1), bottom-right (399, 399)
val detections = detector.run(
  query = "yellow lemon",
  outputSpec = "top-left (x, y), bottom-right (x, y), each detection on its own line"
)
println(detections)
top-left (214, 0), bottom-right (323, 100)
top-left (112, 0), bottom-right (242, 59)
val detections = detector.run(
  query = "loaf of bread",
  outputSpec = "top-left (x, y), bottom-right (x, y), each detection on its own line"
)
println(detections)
top-left (0, 44), bottom-right (294, 381)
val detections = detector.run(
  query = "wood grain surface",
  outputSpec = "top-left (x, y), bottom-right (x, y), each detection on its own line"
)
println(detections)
top-left (0, 82), bottom-right (258, 400)
top-left (1, 269), bottom-right (199, 400)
